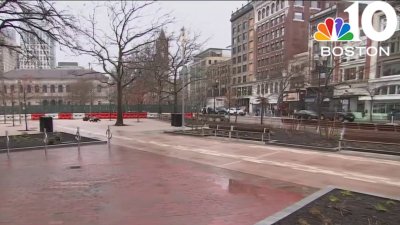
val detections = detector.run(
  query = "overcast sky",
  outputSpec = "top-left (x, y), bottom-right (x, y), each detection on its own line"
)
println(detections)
top-left (56, 1), bottom-right (247, 70)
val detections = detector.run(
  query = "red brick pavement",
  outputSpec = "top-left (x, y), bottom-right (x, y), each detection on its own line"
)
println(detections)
top-left (0, 145), bottom-right (313, 225)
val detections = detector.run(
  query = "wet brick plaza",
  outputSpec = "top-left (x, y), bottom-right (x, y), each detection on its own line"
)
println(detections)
top-left (0, 119), bottom-right (399, 225)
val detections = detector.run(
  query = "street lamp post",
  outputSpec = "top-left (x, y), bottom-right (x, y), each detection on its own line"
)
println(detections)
top-left (180, 27), bottom-right (187, 129)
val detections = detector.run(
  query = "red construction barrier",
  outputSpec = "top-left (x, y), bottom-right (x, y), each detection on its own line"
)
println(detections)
top-left (123, 112), bottom-right (148, 119)
top-left (184, 112), bottom-right (193, 119)
top-left (58, 113), bottom-right (73, 119)
top-left (31, 113), bottom-right (45, 120)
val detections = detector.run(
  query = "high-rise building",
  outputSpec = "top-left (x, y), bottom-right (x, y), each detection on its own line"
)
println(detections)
top-left (18, 29), bottom-right (56, 69)
top-left (230, 2), bottom-right (255, 113)
top-left (0, 29), bottom-right (18, 74)
top-left (253, 0), bottom-right (331, 114)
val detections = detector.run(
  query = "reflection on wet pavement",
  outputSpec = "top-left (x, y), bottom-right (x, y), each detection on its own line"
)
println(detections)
top-left (0, 144), bottom-right (313, 225)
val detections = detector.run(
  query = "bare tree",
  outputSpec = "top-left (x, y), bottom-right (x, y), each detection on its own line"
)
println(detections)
top-left (163, 28), bottom-right (203, 113)
top-left (64, 1), bottom-right (171, 125)
top-left (0, 0), bottom-right (76, 57)
top-left (67, 80), bottom-right (95, 105)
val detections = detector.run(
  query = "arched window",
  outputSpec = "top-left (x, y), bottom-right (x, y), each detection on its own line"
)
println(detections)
top-left (276, 0), bottom-right (279, 11)
top-left (266, 6), bottom-right (270, 17)
top-left (271, 3), bottom-right (275, 14)
top-left (58, 85), bottom-right (63, 93)
top-left (50, 99), bottom-right (56, 105)
top-left (35, 85), bottom-right (40, 93)
top-left (27, 85), bottom-right (32, 93)
top-left (50, 85), bottom-right (55, 93)
top-left (10, 85), bottom-right (15, 92)
top-left (281, 0), bottom-right (284, 8)
top-left (262, 8), bottom-right (266, 19)
top-left (3, 85), bottom-right (7, 93)
top-left (97, 84), bottom-right (102, 93)
top-left (43, 100), bottom-right (48, 106)
top-left (258, 11), bottom-right (261, 21)
top-left (66, 85), bottom-right (70, 92)
top-left (42, 85), bottom-right (47, 93)
top-left (58, 100), bottom-right (63, 105)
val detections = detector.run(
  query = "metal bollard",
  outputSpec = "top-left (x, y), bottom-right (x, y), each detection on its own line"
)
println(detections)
top-left (75, 127), bottom-right (81, 154)
top-left (215, 125), bottom-right (218, 137)
top-left (5, 131), bottom-right (10, 159)
top-left (106, 125), bottom-right (112, 150)
top-left (43, 128), bottom-right (48, 157)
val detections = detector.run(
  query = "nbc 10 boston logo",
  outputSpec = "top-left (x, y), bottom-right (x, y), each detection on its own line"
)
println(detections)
top-left (314, 1), bottom-right (398, 57)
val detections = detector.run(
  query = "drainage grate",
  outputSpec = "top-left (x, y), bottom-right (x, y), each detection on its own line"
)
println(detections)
top-left (68, 166), bottom-right (81, 169)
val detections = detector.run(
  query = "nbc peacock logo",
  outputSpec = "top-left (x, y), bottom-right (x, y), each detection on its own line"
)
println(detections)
top-left (314, 18), bottom-right (354, 41)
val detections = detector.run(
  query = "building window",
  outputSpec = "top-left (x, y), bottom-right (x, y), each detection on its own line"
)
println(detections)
top-left (238, 77), bottom-right (242, 83)
top-left (27, 85), bottom-right (32, 93)
top-left (58, 85), bottom-right (63, 93)
top-left (358, 66), bottom-right (364, 80)
top-left (311, 1), bottom-right (318, 8)
top-left (97, 85), bottom-right (102, 93)
top-left (238, 56), bottom-right (242, 63)
top-left (294, 12), bottom-right (303, 21)
top-left (266, 6), bottom-right (269, 17)
top-left (66, 85), bottom-right (70, 92)
top-left (42, 85), bottom-right (47, 93)
top-left (258, 11), bottom-right (261, 21)
top-left (243, 76), bottom-right (247, 83)
top-left (294, 0), bottom-right (303, 6)
top-left (243, 54), bottom-right (247, 61)
top-left (50, 85), bottom-right (55, 93)
top-left (281, 0), bottom-right (285, 8)
top-left (382, 61), bottom-right (400, 76)
top-left (271, 3), bottom-right (275, 14)
top-left (232, 57), bottom-right (236, 64)
top-left (242, 21), bottom-right (247, 30)
top-left (243, 65), bottom-right (247, 72)
top-left (35, 85), bottom-right (39, 93)
top-left (389, 85), bottom-right (396, 94)
top-left (243, 44), bottom-right (246, 51)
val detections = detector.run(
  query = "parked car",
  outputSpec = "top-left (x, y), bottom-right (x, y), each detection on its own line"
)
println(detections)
top-left (83, 116), bottom-right (90, 121)
top-left (201, 107), bottom-right (216, 114)
top-left (228, 108), bottom-right (245, 116)
top-left (89, 117), bottom-right (100, 122)
top-left (320, 111), bottom-right (355, 122)
top-left (294, 110), bottom-right (318, 120)
top-left (215, 107), bottom-right (228, 115)
top-left (388, 110), bottom-right (400, 121)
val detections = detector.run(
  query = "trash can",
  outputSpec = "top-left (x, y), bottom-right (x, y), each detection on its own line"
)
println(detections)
top-left (171, 113), bottom-right (182, 127)
top-left (39, 116), bottom-right (53, 132)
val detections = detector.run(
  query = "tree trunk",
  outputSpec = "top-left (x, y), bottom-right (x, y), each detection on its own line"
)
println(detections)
top-left (261, 100), bottom-right (264, 125)
top-left (369, 98), bottom-right (373, 122)
top-left (173, 92), bottom-right (178, 113)
top-left (115, 81), bottom-right (124, 126)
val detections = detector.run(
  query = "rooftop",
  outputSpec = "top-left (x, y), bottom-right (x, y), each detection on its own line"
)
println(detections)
top-left (3, 69), bottom-right (105, 80)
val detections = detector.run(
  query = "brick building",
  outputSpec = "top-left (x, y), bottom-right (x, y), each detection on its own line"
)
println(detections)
top-left (252, 0), bottom-right (332, 114)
